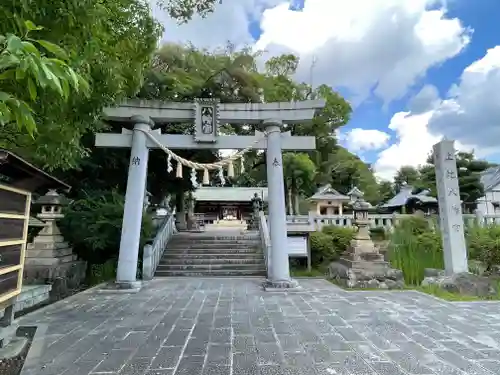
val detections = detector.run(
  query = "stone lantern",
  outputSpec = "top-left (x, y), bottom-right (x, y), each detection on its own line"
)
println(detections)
top-left (26, 190), bottom-right (70, 264)
top-left (352, 198), bottom-right (372, 241)
top-left (328, 197), bottom-right (405, 289)
top-left (36, 189), bottom-right (68, 221)
top-left (24, 190), bottom-right (86, 292)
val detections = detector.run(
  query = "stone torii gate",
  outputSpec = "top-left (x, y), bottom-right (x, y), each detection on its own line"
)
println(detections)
top-left (96, 98), bottom-right (325, 289)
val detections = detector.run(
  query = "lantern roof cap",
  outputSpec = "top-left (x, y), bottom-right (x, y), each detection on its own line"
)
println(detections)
top-left (35, 189), bottom-right (69, 206)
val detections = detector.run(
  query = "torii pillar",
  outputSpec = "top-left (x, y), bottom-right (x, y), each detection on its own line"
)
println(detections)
top-left (96, 99), bottom-right (325, 289)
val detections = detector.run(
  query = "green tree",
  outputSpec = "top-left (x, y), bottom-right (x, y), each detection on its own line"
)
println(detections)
top-left (283, 153), bottom-right (316, 214)
top-left (328, 147), bottom-right (380, 203)
top-left (157, 0), bottom-right (222, 23)
top-left (377, 180), bottom-right (395, 205)
top-left (394, 165), bottom-right (421, 191)
top-left (0, 21), bottom-right (88, 135)
top-left (0, 0), bottom-right (161, 170)
top-left (419, 151), bottom-right (490, 212)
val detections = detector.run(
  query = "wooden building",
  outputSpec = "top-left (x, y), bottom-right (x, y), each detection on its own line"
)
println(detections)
top-left (192, 187), bottom-right (268, 224)
top-left (0, 149), bottom-right (70, 344)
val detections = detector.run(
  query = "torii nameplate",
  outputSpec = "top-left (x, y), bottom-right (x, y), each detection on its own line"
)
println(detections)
top-left (194, 98), bottom-right (219, 143)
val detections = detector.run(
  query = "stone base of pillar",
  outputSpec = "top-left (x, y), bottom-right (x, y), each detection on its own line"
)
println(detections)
top-left (98, 280), bottom-right (142, 293)
top-left (262, 279), bottom-right (302, 292)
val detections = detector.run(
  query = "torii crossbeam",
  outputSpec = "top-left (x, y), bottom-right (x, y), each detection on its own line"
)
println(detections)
top-left (95, 98), bottom-right (325, 290)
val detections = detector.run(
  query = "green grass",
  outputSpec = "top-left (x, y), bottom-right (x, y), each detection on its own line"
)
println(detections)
top-left (388, 223), bottom-right (444, 286)
top-left (328, 278), bottom-right (500, 301)
top-left (290, 268), bottom-right (324, 277)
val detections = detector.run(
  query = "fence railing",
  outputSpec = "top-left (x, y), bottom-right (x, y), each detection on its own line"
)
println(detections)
top-left (284, 212), bottom-right (500, 232)
top-left (258, 211), bottom-right (271, 278)
top-left (142, 211), bottom-right (176, 280)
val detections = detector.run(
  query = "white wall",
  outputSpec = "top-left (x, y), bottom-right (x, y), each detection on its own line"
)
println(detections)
top-left (477, 181), bottom-right (500, 214)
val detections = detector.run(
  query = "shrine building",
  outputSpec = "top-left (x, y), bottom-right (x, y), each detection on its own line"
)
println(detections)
top-left (192, 187), bottom-right (268, 224)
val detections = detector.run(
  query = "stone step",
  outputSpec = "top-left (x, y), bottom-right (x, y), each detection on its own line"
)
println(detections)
top-left (170, 235), bottom-right (261, 243)
top-left (160, 257), bottom-right (264, 265)
top-left (157, 263), bottom-right (265, 271)
top-left (165, 248), bottom-right (262, 255)
top-left (173, 241), bottom-right (254, 247)
top-left (155, 269), bottom-right (266, 277)
top-left (167, 245), bottom-right (260, 251)
top-left (163, 253), bottom-right (263, 260)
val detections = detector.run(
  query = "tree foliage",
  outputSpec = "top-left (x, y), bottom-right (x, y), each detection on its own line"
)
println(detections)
top-left (0, 0), bottom-right (161, 170)
top-left (388, 150), bottom-right (491, 211)
top-left (0, 21), bottom-right (88, 135)
top-left (156, 0), bottom-right (222, 23)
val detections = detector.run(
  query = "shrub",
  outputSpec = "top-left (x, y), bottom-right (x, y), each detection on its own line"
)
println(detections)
top-left (467, 225), bottom-right (500, 270)
top-left (88, 260), bottom-right (117, 286)
top-left (310, 226), bottom-right (355, 267)
top-left (396, 216), bottom-right (431, 235)
top-left (60, 189), bottom-right (154, 267)
top-left (370, 226), bottom-right (387, 241)
top-left (321, 225), bottom-right (355, 254)
top-left (389, 218), bottom-right (443, 285)
top-left (310, 231), bottom-right (334, 266)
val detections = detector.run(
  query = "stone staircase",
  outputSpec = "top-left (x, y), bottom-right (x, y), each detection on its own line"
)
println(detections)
top-left (155, 231), bottom-right (266, 277)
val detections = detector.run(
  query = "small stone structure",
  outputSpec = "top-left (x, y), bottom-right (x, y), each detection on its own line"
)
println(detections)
top-left (422, 268), bottom-right (498, 297)
top-left (329, 199), bottom-right (405, 289)
top-left (23, 190), bottom-right (86, 298)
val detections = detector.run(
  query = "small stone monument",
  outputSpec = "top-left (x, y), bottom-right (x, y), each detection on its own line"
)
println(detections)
top-left (23, 190), bottom-right (86, 296)
top-left (328, 198), bottom-right (404, 289)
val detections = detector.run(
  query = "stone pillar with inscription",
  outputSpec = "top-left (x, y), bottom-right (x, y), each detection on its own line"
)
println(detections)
top-left (116, 116), bottom-right (152, 288)
top-left (262, 120), bottom-right (297, 290)
top-left (433, 140), bottom-right (468, 275)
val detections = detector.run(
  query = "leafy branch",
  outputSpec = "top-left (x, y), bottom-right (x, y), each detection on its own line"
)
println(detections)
top-left (0, 20), bottom-right (89, 135)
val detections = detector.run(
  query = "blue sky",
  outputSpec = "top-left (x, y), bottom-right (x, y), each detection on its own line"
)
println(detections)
top-left (160, 0), bottom-right (500, 180)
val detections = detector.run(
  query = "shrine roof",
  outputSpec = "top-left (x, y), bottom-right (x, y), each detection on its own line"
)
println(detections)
top-left (480, 166), bottom-right (500, 192)
top-left (0, 149), bottom-right (71, 192)
top-left (307, 184), bottom-right (350, 201)
top-left (192, 187), bottom-right (268, 202)
top-left (380, 186), bottom-right (437, 208)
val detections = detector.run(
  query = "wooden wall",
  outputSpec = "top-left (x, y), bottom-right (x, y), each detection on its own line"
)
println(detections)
top-left (0, 183), bottom-right (31, 305)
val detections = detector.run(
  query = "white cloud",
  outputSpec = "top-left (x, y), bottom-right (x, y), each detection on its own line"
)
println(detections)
top-left (156, 0), bottom-right (470, 103)
top-left (373, 47), bottom-right (500, 181)
top-left (427, 46), bottom-right (500, 148)
top-left (344, 128), bottom-right (390, 152)
top-left (373, 111), bottom-right (441, 180)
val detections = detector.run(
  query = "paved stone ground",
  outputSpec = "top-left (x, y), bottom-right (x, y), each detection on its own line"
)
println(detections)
top-left (18, 278), bottom-right (500, 375)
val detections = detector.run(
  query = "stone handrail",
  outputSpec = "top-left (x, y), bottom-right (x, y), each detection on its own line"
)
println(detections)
top-left (258, 211), bottom-right (271, 278)
top-left (142, 212), bottom-right (176, 280)
top-left (285, 212), bottom-right (500, 231)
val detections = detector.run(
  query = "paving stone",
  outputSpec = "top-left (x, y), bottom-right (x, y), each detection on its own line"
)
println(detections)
top-left (211, 328), bottom-right (231, 344)
top-left (16, 278), bottom-right (500, 375)
top-left (257, 343), bottom-right (284, 365)
top-left (120, 357), bottom-right (152, 374)
top-left (384, 350), bottom-right (434, 374)
top-left (369, 362), bottom-right (408, 375)
top-left (206, 344), bottom-right (231, 366)
top-left (163, 329), bottom-right (190, 346)
top-left (233, 352), bottom-right (259, 375)
top-left (145, 369), bottom-right (174, 375)
top-left (276, 334), bottom-right (302, 352)
top-left (203, 365), bottom-right (231, 375)
top-left (91, 349), bottom-right (134, 373)
top-left (150, 346), bottom-right (183, 369)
